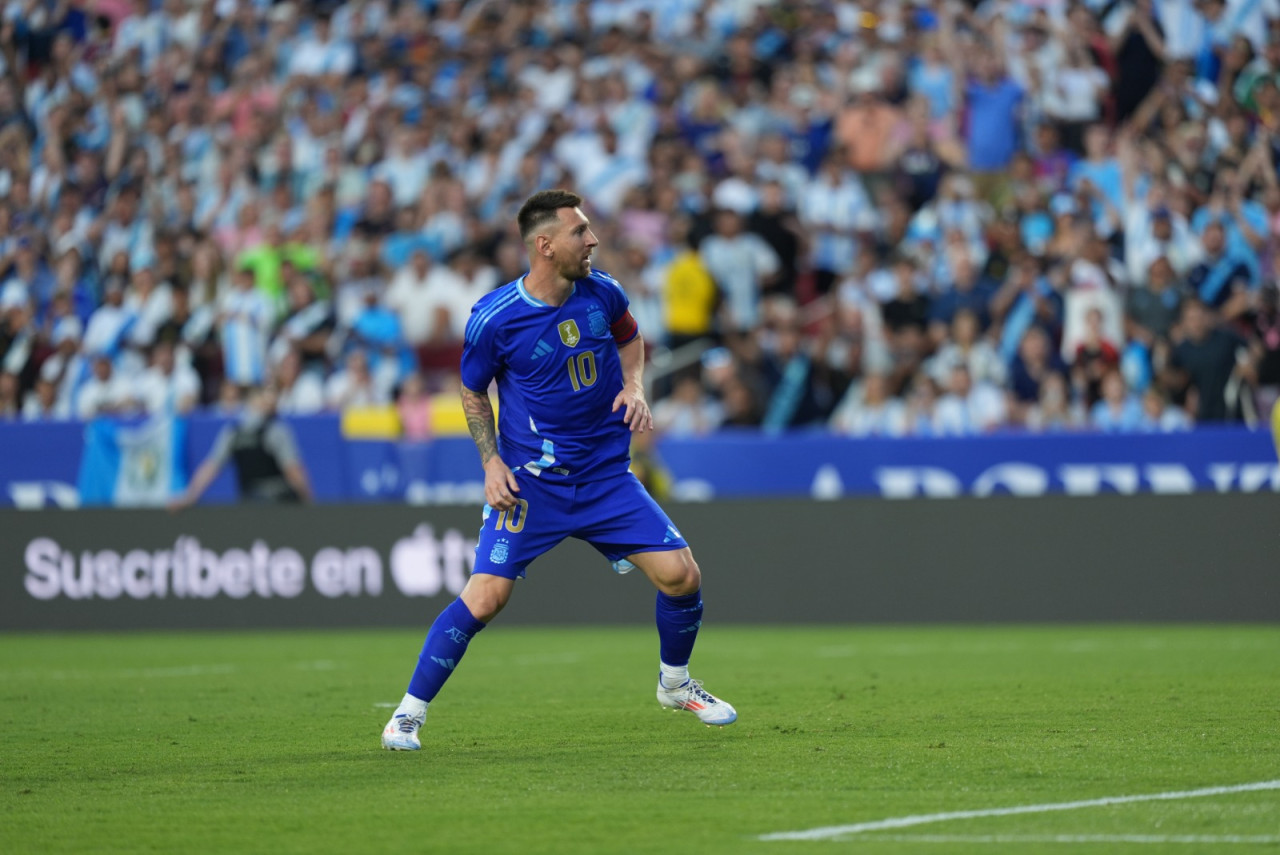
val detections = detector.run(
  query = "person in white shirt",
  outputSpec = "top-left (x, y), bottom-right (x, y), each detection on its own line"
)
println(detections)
top-left (137, 340), bottom-right (201, 415)
top-left (82, 278), bottom-right (136, 360)
top-left (699, 209), bottom-right (780, 333)
top-left (829, 372), bottom-right (909, 437)
top-left (123, 264), bottom-right (175, 355)
top-left (22, 365), bottom-right (68, 421)
top-left (1124, 198), bottom-right (1202, 284)
top-left (325, 348), bottom-right (390, 410)
top-left (933, 364), bottom-right (1008, 435)
top-left (927, 309), bottom-right (1007, 388)
top-left (799, 154), bottom-right (874, 292)
top-left (75, 354), bottom-right (139, 420)
top-left (652, 374), bottom-right (725, 437)
top-left (273, 349), bottom-right (326, 416)
top-left (286, 13), bottom-right (356, 80)
top-left (1042, 43), bottom-right (1110, 152)
top-left (384, 250), bottom-right (460, 346)
top-left (447, 248), bottom-right (502, 339)
top-left (373, 128), bottom-right (431, 208)
top-left (755, 132), bottom-right (810, 206)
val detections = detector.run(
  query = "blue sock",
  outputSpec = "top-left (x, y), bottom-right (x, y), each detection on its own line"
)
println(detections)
top-left (655, 589), bottom-right (703, 668)
top-left (406, 598), bottom-right (487, 702)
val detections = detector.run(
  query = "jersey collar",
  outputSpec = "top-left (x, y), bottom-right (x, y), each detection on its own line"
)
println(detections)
top-left (516, 275), bottom-right (576, 308)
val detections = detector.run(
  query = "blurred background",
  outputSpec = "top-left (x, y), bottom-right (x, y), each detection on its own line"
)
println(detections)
top-left (0, 0), bottom-right (1279, 512)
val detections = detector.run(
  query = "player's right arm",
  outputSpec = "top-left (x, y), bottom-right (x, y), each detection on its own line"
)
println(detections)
top-left (461, 384), bottom-right (520, 511)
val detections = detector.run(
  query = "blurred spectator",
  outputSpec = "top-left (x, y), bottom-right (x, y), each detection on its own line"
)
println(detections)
top-left (747, 181), bottom-right (801, 298)
top-left (800, 152), bottom-right (873, 296)
top-left (382, 248), bottom-right (455, 351)
top-left (1164, 298), bottom-right (1248, 422)
top-left (1138, 386), bottom-right (1192, 432)
top-left (700, 208), bottom-right (779, 335)
top-left (1090, 369), bottom-right (1145, 432)
top-left (1126, 256), bottom-right (1187, 350)
top-left (1071, 306), bottom-right (1123, 409)
top-left (1008, 326), bottom-right (1070, 425)
top-left (269, 270), bottom-right (335, 376)
top-left (347, 288), bottom-right (415, 397)
top-left (22, 371), bottom-right (64, 421)
top-left (1187, 219), bottom-right (1253, 316)
top-left (82, 277), bottom-right (133, 364)
top-left (396, 372), bottom-right (433, 442)
top-left (653, 374), bottom-right (724, 437)
top-left (943, 4), bottom-right (1023, 180)
top-left (1026, 372), bottom-right (1082, 432)
top-left (829, 371), bottom-right (907, 437)
top-left (76, 353), bottom-right (137, 420)
top-left (326, 347), bottom-right (387, 410)
top-left (1109, 0), bottom-right (1167, 125)
top-left (0, 370), bottom-right (18, 419)
top-left (137, 339), bottom-right (200, 416)
top-left (1062, 236), bottom-right (1126, 363)
top-left (1248, 282), bottom-right (1280, 417)
top-left (273, 349), bottom-right (325, 417)
top-left (927, 251), bottom-right (998, 345)
top-left (834, 87), bottom-right (903, 182)
top-left (992, 253), bottom-right (1065, 364)
top-left (123, 264), bottom-right (174, 363)
top-left (933, 363), bottom-right (1007, 435)
top-left (1043, 43), bottom-right (1110, 154)
top-left (218, 265), bottom-right (273, 389)
top-left (927, 309), bottom-right (1006, 389)
top-left (169, 385), bottom-right (313, 510)
top-left (902, 371), bottom-right (941, 435)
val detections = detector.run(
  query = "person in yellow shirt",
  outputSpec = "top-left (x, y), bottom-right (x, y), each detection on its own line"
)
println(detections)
top-left (662, 218), bottom-right (720, 350)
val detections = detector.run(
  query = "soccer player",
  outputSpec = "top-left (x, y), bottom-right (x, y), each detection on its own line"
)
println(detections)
top-left (381, 190), bottom-right (736, 750)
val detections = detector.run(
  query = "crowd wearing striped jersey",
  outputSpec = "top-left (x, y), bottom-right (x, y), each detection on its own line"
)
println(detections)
top-left (460, 269), bottom-right (641, 485)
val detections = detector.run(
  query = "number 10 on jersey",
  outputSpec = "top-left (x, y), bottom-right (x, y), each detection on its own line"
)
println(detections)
top-left (494, 499), bottom-right (529, 533)
top-left (566, 351), bottom-right (597, 391)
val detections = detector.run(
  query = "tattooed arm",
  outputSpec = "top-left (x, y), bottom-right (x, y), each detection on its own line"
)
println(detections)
top-left (461, 384), bottom-right (520, 510)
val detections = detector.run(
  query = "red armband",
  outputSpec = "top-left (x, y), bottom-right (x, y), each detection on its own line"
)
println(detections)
top-left (611, 310), bottom-right (639, 344)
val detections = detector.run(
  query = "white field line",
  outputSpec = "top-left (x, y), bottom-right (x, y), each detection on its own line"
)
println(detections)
top-left (851, 835), bottom-right (1280, 845)
top-left (758, 780), bottom-right (1280, 842)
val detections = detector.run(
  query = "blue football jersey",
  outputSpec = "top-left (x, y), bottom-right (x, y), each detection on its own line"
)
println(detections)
top-left (460, 270), bottom-right (638, 484)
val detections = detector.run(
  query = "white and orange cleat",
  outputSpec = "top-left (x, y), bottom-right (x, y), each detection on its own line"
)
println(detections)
top-left (657, 676), bottom-right (737, 726)
top-left (381, 709), bottom-right (425, 751)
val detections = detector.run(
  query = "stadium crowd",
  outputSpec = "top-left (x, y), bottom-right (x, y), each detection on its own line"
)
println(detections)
top-left (0, 0), bottom-right (1278, 437)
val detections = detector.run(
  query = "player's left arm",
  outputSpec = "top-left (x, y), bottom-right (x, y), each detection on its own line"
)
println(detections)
top-left (612, 333), bottom-right (653, 433)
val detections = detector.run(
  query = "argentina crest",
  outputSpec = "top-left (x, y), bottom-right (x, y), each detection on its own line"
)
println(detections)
top-left (558, 319), bottom-right (581, 347)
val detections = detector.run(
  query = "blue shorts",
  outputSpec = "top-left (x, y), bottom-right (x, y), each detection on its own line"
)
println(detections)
top-left (473, 469), bottom-right (688, 580)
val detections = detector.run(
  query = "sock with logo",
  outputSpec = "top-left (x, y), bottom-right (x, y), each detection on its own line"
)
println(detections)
top-left (655, 589), bottom-right (702, 688)
top-left (406, 597), bottom-right (487, 703)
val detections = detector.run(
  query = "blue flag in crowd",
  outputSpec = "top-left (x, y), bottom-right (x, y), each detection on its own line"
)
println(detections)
top-left (77, 417), bottom-right (188, 507)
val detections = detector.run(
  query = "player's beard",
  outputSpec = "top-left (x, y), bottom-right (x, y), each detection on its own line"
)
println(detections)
top-left (559, 253), bottom-right (591, 282)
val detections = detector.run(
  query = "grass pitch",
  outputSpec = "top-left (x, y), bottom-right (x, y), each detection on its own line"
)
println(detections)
top-left (2, 625), bottom-right (1277, 855)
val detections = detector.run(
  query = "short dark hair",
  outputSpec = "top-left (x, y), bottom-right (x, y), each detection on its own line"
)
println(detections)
top-left (517, 190), bottom-right (583, 242)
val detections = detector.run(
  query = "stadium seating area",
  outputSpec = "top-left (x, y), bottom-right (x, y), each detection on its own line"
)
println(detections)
top-left (0, 0), bottom-right (1278, 436)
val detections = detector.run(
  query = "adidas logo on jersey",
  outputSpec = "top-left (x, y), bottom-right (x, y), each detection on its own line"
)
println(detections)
top-left (531, 339), bottom-right (553, 360)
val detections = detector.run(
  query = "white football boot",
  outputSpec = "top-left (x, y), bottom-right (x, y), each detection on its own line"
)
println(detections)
top-left (381, 709), bottom-right (426, 751)
top-left (657, 676), bottom-right (738, 726)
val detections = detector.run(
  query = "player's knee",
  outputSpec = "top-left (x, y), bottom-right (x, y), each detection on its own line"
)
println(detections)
top-left (461, 574), bottom-right (513, 623)
top-left (669, 552), bottom-right (701, 595)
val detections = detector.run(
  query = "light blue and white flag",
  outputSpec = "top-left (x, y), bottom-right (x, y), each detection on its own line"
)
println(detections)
top-left (77, 416), bottom-right (188, 507)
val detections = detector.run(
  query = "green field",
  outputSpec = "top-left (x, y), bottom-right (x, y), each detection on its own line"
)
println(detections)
top-left (2, 625), bottom-right (1277, 854)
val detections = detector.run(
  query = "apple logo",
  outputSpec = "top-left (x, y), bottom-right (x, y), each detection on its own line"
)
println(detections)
top-left (390, 524), bottom-right (443, 597)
